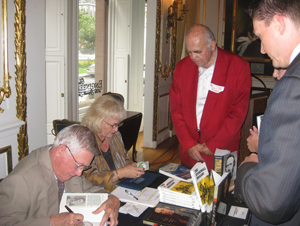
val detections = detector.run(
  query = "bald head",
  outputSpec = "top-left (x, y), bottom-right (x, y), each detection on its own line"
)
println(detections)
top-left (186, 24), bottom-right (216, 48)
top-left (185, 24), bottom-right (217, 68)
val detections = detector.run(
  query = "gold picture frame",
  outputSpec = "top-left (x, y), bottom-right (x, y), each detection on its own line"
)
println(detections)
top-left (0, 145), bottom-right (12, 174)
top-left (0, 0), bottom-right (11, 113)
top-left (223, 0), bottom-right (271, 63)
top-left (230, 0), bottom-right (270, 62)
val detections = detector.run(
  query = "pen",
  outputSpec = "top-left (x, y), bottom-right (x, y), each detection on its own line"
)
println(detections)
top-left (65, 205), bottom-right (74, 213)
top-left (65, 205), bottom-right (85, 224)
top-left (125, 189), bottom-right (139, 200)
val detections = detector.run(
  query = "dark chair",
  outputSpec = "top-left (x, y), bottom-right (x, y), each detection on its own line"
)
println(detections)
top-left (51, 119), bottom-right (80, 136)
top-left (102, 92), bottom-right (125, 104)
top-left (238, 92), bottom-right (269, 166)
top-left (118, 111), bottom-right (142, 162)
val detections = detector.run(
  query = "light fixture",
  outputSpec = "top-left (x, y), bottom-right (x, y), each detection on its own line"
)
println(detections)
top-left (166, 0), bottom-right (188, 43)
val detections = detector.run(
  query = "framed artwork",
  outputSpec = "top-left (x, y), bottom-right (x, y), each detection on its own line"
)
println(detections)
top-left (0, 0), bottom-right (11, 113)
top-left (225, 0), bottom-right (271, 63)
top-left (0, 145), bottom-right (12, 174)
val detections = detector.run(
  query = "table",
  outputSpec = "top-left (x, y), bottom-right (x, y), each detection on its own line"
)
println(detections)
top-left (117, 172), bottom-right (251, 226)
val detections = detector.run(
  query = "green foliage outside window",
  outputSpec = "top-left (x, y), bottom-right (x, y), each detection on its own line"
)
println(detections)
top-left (79, 9), bottom-right (95, 52)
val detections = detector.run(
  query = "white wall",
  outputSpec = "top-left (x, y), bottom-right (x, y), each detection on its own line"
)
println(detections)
top-left (26, 0), bottom-right (47, 150)
top-left (0, 0), bottom-right (47, 178)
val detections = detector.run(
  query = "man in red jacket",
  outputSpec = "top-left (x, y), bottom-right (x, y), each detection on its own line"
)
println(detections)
top-left (169, 24), bottom-right (251, 170)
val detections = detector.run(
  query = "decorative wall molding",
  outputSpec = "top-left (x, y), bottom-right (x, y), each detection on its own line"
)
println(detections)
top-left (14, 0), bottom-right (28, 161)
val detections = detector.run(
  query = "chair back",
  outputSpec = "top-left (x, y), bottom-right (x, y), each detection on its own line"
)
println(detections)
top-left (52, 119), bottom-right (80, 136)
top-left (102, 92), bottom-right (124, 104)
top-left (118, 112), bottom-right (142, 161)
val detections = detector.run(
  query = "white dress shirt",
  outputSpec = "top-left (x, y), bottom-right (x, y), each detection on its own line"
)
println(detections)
top-left (196, 56), bottom-right (217, 131)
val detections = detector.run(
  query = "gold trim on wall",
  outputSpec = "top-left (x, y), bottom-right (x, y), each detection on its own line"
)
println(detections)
top-left (14, 0), bottom-right (28, 161)
top-left (0, 0), bottom-right (11, 113)
top-left (222, 0), bottom-right (226, 49)
top-left (152, 0), bottom-right (161, 141)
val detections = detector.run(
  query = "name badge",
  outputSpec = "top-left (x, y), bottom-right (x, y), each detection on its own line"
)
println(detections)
top-left (209, 83), bottom-right (224, 93)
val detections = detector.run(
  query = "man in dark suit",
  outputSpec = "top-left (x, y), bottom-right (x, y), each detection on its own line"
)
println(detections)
top-left (169, 24), bottom-right (251, 170)
top-left (235, 0), bottom-right (300, 225)
top-left (0, 125), bottom-right (119, 226)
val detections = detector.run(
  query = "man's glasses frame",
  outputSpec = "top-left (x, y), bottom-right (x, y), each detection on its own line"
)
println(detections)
top-left (103, 120), bottom-right (123, 129)
top-left (64, 145), bottom-right (92, 171)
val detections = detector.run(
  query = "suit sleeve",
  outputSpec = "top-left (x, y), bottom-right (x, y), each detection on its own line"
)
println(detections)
top-left (205, 61), bottom-right (251, 153)
top-left (235, 76), bottom-right (300, 224)
top-left (0, 174), bottom-right (51, 225)
top-left (169, 61), bottom-right (199, 153)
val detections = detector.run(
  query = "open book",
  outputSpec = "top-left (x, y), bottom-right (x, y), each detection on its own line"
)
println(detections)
top-left (59, 193), bottom-right (108, 226)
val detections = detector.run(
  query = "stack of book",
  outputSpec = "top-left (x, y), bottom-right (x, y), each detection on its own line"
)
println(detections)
top-left (158, 162), bottom-right (210, 212)
top-left (158, 177), bottom-right (201, 210)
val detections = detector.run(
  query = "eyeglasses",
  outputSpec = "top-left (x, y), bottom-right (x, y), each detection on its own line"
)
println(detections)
top-left (65, 145), bottom-right (92, 171)
top-left (103, 120), bottom-right (123, 129)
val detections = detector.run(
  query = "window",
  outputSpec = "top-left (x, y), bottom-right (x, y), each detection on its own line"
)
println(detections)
top-left (78, 0), bottom-right (96, 121)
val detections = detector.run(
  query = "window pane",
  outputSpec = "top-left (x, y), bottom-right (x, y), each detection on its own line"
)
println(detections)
top-left (78, 0), bottom-right (96, 121)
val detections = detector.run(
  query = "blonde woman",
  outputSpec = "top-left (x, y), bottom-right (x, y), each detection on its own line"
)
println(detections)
top-left (81, 95), bottom-right (145, 192)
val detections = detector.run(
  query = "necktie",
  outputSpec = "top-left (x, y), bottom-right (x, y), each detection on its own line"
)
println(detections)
top-left (57, 179), bottom-right (65, 204)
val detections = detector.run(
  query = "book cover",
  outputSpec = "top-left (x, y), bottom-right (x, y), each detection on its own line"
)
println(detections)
top-left (190, 162), bottom-right (210, 213)
top-left (256, 114), bottom-right (263, 134)
top-left (111, 186), bottom-right (160, 207)
top-left (117, 171), bottom-right (160, 190)
top-left (159, 163), bottom-right (192, 182)
top-left (143, 202), bottom-right (202, 226)
top-left (214, 149), bottom-right (237, 182)
top-left (210, 170), bottom-right (231, 226)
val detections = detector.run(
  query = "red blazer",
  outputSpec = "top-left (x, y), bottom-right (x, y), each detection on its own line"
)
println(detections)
top-left (169, 47), bottom-right (251, 170)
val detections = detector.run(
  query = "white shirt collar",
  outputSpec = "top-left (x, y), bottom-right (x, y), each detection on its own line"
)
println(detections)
top-left (198, 48), bottom-right (218, 75)
top-left (290, 43), bottom-right (300, 64)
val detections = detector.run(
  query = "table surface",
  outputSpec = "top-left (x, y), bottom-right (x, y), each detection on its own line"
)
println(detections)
top-left (116, 172), bottom-right (251, 226)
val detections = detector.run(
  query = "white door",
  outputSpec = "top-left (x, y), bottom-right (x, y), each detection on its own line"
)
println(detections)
top-left (108, 0), bottom-right (132, 109)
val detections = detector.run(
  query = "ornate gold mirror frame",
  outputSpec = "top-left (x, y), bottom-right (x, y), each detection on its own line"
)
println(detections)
top-left (15, 0), bottom-right (28, 161)
top-left (0, 0), bottom-right (11, 113)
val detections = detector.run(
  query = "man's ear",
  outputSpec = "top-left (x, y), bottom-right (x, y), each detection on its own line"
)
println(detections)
top-left (210, 40), bottom-right (217, 51)
top-left (273, 14), bottom-right (286, 35)
top-left (56, 144), bottom-right (64, 157)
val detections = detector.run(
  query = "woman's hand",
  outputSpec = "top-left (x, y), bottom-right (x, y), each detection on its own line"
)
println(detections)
top-left (247, 126), bottom-right (259, 153)
top-left (118, 163), bottom-right (145, 179)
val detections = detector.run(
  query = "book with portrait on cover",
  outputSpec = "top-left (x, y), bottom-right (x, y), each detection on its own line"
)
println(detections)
top-left (143, 202), bottom-right (203, 226)
top-left (158, 163), bottom-right (192, 182)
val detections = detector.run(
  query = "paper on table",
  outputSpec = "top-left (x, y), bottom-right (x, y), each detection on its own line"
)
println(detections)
top-left (228, 206), bottom-right (249, 220)
top-left (59, 193), bottom-right (108, 226)
top-left (119, 203), bottom-right (149, 217)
